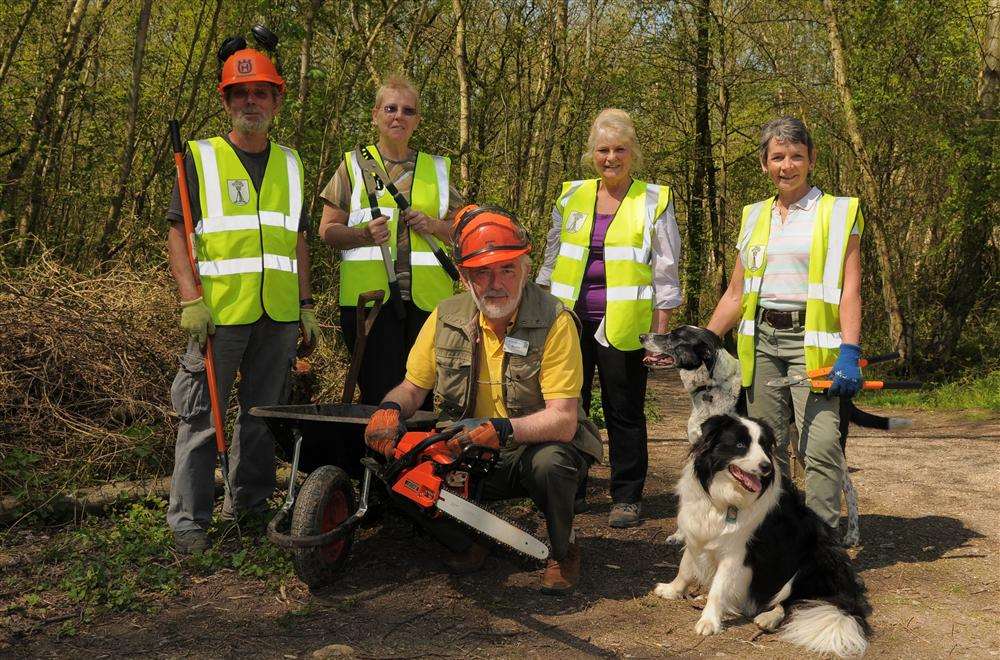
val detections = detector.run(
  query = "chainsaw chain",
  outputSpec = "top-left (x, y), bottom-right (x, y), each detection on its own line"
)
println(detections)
top-left (439, 489), bottom-right (550, 562)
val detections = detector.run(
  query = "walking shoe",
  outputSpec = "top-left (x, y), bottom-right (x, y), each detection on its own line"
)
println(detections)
top-left (173, 528), bottom-right (209, 554)
top-left (443, 542), bottom-right (489, 574)
top-left (540, 541), bottom-right (580, 594)
top-left (608, 502), bottom-right (642, 528)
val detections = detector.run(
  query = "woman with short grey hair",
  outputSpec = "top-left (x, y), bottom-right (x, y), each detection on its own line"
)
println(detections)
top-left (704, 116), bottom-right (865, 535)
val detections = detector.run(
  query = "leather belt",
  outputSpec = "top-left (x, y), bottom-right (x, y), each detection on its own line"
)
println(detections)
top-left (759, 308), bottom-right (803, 330)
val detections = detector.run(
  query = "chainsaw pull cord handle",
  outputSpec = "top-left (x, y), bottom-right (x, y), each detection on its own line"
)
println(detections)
top-left (356, 147), bottom-right (406, 319)
top-left (360, 146), bottom-right (461, 282)
top-left (168, 120), bottom-right (232, 493)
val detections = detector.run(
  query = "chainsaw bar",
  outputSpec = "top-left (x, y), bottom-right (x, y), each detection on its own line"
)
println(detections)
top-left (436, 490), bottom-right (550, 561)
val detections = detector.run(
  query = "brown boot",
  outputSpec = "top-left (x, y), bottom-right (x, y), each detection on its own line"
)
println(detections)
top-left (540, 541), bottom-right (580, 594)
top-left (443, 542), bottom-right (489, 574)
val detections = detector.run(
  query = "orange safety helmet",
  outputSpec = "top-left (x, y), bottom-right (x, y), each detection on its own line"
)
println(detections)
top-left (217, 48), bottom-right (285, 94)
top-left (452, 204), bottom-right (531, 268)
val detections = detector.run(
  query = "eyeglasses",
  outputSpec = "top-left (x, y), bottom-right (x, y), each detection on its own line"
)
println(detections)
top-left (382, 104), bottom-right (418, 117)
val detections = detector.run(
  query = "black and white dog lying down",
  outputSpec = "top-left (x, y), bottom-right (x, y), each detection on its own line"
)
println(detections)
top-left (653, 414), bottom-right (871, 657)
top-left (640, 325), bottom-right (911, 546)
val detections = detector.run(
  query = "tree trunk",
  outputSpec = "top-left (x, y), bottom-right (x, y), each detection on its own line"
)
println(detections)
top-left (293, 0), bottom-right (324, 149)
top-left (1, 0), bottom-right (91, 247)
top-left (685, 0), bottom-right (712, 324)
top-left (0, 0), bottom-right (41, 94)
top-left (821, 0), bottom-right (912, 363)
top-left (101, 0), bottom-right (154, 255)
top-left (929, 0), bottom-right (999, 362)
top-left (530, 0), bottom-right (568, 223)
top-left (452, 0), bottom-right (471, 196)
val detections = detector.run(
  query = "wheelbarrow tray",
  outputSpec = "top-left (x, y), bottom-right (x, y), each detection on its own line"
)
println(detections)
top-left (251, 403), bottom-right (437, 477)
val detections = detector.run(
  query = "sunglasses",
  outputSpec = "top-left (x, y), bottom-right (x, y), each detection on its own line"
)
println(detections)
top-left (381, 104), bottom-right (418, 117)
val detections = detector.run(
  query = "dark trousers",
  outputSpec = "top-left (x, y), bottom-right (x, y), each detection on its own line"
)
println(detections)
top-left (402, 442), bottom-right (587, 561)
top-left (578, 318), bottom-right (649, 504)
top-left (340, 298), bottom-right (431, 408)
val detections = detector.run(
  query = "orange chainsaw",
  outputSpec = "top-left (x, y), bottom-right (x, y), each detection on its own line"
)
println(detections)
top-left (371, 427), bottom-right (550, 560)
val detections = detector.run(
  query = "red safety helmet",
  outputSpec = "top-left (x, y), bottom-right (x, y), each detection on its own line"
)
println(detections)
top-left (452, 205), bottom-right (531, 268)
top-left (218, 48), bottom-right (285, 94)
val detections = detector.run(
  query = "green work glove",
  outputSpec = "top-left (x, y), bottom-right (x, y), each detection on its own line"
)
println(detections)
top-left (299, 307), bottom-right (323, 349)
top-left (180, 297), bottom-right (215, 347)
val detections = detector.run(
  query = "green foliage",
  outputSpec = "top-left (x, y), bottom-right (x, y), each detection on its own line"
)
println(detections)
top-left (23, 497), bottom-right (293, 614)
top-left (588, 384), bottom-right (663, 429)
top-left (860, 369), bottom-right (1000, 412)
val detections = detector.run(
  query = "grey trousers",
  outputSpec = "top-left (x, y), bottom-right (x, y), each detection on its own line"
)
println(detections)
top-left (404, 442), bottom-right (587, 561)
top-left (167, 316), bottom-right (298, 532)
top-left (746, 317), bottom-right (845, 528)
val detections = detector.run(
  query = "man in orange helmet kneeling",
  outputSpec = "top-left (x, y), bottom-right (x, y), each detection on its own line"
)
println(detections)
top-left (165, 42), bottom-right (321, 554)
top-left (364, 205), bottom-right (602, 593)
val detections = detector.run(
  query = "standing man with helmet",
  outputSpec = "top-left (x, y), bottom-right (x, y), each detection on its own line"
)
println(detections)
top-left (319, 75), bottom-right (464, 407)
top-left (165, 35), bottom-right (322, 554)
top-left (363, 205), bottom-right (603, 594)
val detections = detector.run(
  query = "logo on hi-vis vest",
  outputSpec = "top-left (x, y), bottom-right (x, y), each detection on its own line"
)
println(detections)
top-left (565, 211), bottom-right (587, 233)
top-left (749, 246), bottom-right (765, 271)
top-left (237, 59), bottom-right (253, 75)
top-left (228, 179), bottom-right (250, 206)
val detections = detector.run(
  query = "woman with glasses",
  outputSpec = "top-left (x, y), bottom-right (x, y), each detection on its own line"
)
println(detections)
top-left (320, 74), bottom-right (465, 406)
top-left (536, 108), bottom-right (682, 528)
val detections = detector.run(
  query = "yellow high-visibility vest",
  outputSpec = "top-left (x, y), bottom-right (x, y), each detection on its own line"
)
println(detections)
top-left (548, 179), bottom-right (671, 351)
top-left (339, 146), bottom-right (453, 311)
top-left (189, 137), bottom-right (302, 325)
top-left (736, 194), bottom-right (863, 386)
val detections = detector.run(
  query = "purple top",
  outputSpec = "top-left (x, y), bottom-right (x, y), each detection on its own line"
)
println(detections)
top-left (575, 212), bottom-right (615, 321)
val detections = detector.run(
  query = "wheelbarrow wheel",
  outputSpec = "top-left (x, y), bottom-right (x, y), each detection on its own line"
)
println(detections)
top-left (290, 465), bottom-right (356, 590)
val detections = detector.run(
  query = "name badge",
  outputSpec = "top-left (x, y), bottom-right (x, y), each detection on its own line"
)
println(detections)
top-left (503, 336), bottom-right (529, 356)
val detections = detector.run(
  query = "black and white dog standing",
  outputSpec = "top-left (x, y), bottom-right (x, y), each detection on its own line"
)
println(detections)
top-left (641, 325), bottom-right (910, 546)
top-left (653, 414), bottom-right (871, 656)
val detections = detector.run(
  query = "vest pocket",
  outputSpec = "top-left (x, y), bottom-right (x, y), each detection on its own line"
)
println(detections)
top-left (170, 348), bottom-right (211, 422)
top-left (503, 354), bottom-right (544, 416)
top-left (433, 348), bottom-right (472, 413)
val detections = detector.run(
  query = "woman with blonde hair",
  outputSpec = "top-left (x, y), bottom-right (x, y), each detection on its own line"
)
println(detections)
top-left (319, 74), bottom-right (465, 406)
top-left (537, 108), bottom-right (682, 527)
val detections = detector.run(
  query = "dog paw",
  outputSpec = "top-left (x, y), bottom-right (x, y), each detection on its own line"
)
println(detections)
top-left (665, 531), bottom-right (685, 546)
top-left (694, 615), bottom-right (722, 636)
top-left (653, 582), bottom-right (685, 600)
top-left (753, 608), bottom-right (784, 632)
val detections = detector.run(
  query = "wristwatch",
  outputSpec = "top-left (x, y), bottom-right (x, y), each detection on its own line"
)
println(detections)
top-left (299, 297), bottom-right (315, 308)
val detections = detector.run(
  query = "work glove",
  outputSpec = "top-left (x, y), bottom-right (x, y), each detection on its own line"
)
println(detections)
top-left (828, 343), bottom-right (863, 398)
top-left (179, 297), bottom-right (215, 347)
top-left (365, 402), bottom-right (406, 458)
top-left (445, 418), bottom-right (514, 457)
top-left (298, 308), bottom-right (323, 355)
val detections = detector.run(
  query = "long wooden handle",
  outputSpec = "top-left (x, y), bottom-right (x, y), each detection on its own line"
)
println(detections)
top-left (169, 120), bottom-right (227, 459)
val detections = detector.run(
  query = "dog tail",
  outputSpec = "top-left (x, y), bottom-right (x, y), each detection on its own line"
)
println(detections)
top-left (780, 599), bottom-right (869, 657)
top-left (846, 400), bottom-right (912, 431)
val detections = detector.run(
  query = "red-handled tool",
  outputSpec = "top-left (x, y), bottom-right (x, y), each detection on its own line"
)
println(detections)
top-left (766, 351), bottom-right (922, 390)
top-left (169, 119), bottom-right (232, 498)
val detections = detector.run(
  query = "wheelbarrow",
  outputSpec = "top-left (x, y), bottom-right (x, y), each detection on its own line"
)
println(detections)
top-left (251, 402), bottom-right (438, 589)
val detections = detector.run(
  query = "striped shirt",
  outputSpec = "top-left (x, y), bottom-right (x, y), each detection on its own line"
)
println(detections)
top-left (758, 186), bottom-right (858, 311)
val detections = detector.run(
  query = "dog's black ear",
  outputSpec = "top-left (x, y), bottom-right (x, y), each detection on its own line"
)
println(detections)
top-left (751, 417), bottom-right (777, 453)
top-left (694, 414), bottom-right (732, 452)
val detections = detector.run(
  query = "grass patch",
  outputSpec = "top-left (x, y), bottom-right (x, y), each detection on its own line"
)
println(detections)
top-left (858, 369), bottom-right (1000, 412)
top-left (10, 496), bottom-right (293, 616)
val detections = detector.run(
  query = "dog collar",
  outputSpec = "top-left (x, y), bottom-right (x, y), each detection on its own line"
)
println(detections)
top-left (725, 506), bottom-right (738, 523)
top-left (692, 384), bottom-right (714, 396)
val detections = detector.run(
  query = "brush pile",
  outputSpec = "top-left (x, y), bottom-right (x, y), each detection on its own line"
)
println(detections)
top-left (0, 255), bottom-right (181, 496)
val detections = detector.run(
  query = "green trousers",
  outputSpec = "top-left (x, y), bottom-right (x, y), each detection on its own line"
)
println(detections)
top-left (746, 316), bottom-right (845, 528)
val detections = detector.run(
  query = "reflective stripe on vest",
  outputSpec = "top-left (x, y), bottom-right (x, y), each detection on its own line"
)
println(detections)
top-left (548, 178), bottom-right (671, 351)
top-left (736, 194), bottom-right (863, 386)
top-left (189, 137), bottom-right (302, 325)
top-left (339, 146), bottom-right (454, 311)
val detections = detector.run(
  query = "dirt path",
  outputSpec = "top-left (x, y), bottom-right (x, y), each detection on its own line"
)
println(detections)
top-left (5, 370), bottom-right (999, 658)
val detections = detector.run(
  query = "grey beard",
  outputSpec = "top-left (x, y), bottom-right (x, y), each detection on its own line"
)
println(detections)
top-left (472, 287), bottom-right (524, 320)
top-left (233, 113), bottom-right (272, 135)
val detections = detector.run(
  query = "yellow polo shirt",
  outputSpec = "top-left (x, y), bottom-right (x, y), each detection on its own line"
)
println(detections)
top-left (405, 308), bottom-right (583, 418)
